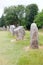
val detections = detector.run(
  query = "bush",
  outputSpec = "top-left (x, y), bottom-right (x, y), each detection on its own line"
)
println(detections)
top-left (34, 11), bottom-right (43, 28)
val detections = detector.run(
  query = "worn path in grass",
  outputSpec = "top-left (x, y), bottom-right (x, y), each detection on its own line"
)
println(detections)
top-left (0, 31), bottom-right (29, 65)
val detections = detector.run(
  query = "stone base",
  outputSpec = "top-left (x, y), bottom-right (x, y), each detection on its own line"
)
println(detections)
top-left (30, 40), bottom-right (39, 49)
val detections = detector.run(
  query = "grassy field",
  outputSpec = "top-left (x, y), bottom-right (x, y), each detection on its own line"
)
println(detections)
top-left (0, 30), bottom-right (43, 65)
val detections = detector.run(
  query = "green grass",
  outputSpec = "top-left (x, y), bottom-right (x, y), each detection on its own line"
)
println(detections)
top-left (39, 29), bottom-right (43, 45)
top-left (0, 30), bottom-right (43, 65)
top-left (17, 49), bottom-right (43, 65)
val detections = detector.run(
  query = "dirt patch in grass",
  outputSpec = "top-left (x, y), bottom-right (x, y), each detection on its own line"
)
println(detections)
top-left (39, 32), bottom-right (43, 35)
top-left (11, 39), bottom-right (16, 42)
top-left (39, 46), bottom-right (43, 49)
top-left (23, 46), bottom-right (43, 51)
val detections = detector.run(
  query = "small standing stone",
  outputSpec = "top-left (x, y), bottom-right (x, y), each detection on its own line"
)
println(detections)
top-left (10, 25), bottom-right (15, 36)
top-left (14, 26), bottom-right (25, 40)
top-left (30, 23), bottom-right (38, 49)
top-left (3, 26), bottom-right (6, 31)
top-left (7, 26), bottom-right (9, 31)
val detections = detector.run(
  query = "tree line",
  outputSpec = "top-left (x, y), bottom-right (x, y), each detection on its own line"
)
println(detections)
top-left (0, 4), bottom-right (43, 29)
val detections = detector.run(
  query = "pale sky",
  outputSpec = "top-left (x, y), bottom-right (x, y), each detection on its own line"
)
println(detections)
top-left (0, 0), bottom-right (43, 17)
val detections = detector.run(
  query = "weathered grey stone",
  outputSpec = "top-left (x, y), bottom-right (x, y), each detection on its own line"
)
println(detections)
top-left (0, 26), bottom-right (6, 31)
top-left (7, 26), bottom-right (9, 31)
top-left (14, 26), bottom-right (25, 40)
top-left (0, 27), bottom-right (3, 31)
top-left (30, 23), bottom-right (38, 49)
top-left (10, 25), bottom-right (15, 35)
top-left (3, 26), bottom-right (6, 30)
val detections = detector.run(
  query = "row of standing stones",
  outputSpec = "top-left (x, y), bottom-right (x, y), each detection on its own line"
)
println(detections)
top-left (7, 23), bottom-right (38, 49)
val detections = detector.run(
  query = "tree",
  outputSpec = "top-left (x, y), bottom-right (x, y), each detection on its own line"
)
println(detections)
top-left (16, 5), bottom-right (25, 26)
top-left (1, 4), bottom-right (39, 28)
top-left (4, 5), bottom-right (25, 27)
top-left (34, 11), bottom-right (43, 28)
top-left (25, 4), bottom-right (38, 29)
top-left (4, 6), bottom-right (18, 26)
top-left (0, 15), bottom-right (5, 27)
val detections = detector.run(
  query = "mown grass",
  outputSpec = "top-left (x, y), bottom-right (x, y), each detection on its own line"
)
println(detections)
top-left (0, 30), bottom-right (43, 65)
top-left (17, 49), bottom-right (43, 65)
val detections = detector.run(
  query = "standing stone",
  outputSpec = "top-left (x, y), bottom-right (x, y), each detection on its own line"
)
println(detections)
top-left (10, 25), bottom-right (15, 35)
top-left (14, 26), bottom-right (25, 40)
top-left (7, 26), bottom-right (9, 31)
top-left (3, 26), bottom-right (6, 31)
top-left (30, 23), bottom-right (38, 49)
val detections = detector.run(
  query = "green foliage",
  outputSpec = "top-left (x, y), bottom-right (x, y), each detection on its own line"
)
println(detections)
top-left (25, 4), bottom-right (38, 29)
top-left (3, 5), bottom-right (26, 27)
top-left (0, 4), bottom-right (39, 29)
top-left (0, 15), bottom-right (5, 27)
top-left (16, 5), bottom-right (25, 26)
top-left (4, 6), bottom-right (18, 26)
top-left (34, 11), bottom-right (43, 28)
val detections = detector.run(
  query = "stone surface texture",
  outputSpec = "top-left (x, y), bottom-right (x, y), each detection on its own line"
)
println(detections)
top-left (30, 23), bottom-right (38, 49)
top-left (10, 25), bottom-right (15, 35)
top-left (14, 26), bottom-right (25, 40)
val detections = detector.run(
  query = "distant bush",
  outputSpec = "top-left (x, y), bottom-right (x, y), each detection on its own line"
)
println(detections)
top-left (34, 11), bottom-right (43, 28)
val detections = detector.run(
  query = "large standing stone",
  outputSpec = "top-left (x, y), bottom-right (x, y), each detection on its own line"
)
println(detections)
top-left (10, 25), bottom-right (15, 35)
top-left (14, 26), bottom-right (25, 40)
top-left (30, 23), bottom-right (38, 49)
